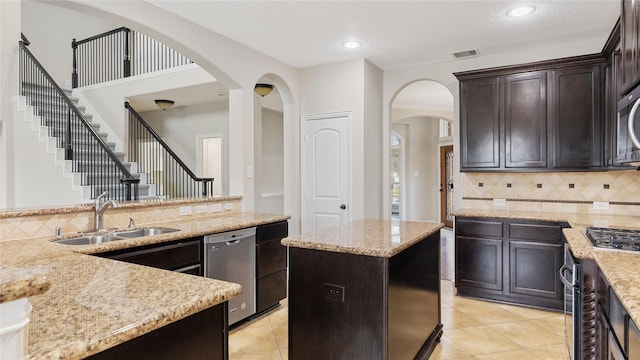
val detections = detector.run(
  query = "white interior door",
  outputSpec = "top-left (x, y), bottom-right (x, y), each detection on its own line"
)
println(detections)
top-left (302, 112), bottom-right (351, 233)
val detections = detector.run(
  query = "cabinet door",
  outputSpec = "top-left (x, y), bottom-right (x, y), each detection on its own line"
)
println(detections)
top-left (504, 71), bottom-right (548, 168)
top-left (460, 77), bottom-right (501, 169)
top-left (550, 65), bottom-right (603, 168)
top-left (621, 0), bottom-right (640, 93)
top-left (509, 241), bottom-right (562, 300)
top-left (456, 236), bottom-right (503, 291)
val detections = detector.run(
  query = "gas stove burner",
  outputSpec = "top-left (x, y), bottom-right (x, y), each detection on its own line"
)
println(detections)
top-left (586, 227), bottom-right (640, 252)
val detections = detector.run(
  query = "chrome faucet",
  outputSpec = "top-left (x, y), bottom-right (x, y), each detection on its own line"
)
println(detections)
top-left (94, 191), bottom-right (119, 231)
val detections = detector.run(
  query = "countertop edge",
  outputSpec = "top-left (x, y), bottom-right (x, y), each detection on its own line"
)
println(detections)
top-left (282, 220), bottom-right (444, 257)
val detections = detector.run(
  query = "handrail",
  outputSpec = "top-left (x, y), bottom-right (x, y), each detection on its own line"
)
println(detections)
top-left (72, 27), bottom-right (191, 88)
top-left (125, 102), bottom-right (213, 197)
top-left (19, 40), bottom-right (139, 200)
top-left (73, 26), bottom-right (129, 46)
top-left (20, 33), bottom-right (30, 46)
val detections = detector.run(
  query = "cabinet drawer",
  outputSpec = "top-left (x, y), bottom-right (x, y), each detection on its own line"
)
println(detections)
top-left (256, 221), bottom-right (288, 243)
top-left (257, 239), bottom-right (287, 278)
top-left (456, 218), bottom-right (503, 238)
top-left (107, 239), bottom-right (201, 271)
top-left (257, 269), bottom-right (287, 313)
top-left (508, 222), bottom-right (563, 243)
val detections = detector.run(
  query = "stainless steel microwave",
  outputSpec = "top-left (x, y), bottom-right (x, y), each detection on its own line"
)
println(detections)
top-left (617, 84), bottom-right (640, 166)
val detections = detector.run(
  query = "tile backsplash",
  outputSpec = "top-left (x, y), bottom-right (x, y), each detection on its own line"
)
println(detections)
top-left (0, 198), bottom-right (242, 242)
top-left (461, 170), bottom-right (640, 216)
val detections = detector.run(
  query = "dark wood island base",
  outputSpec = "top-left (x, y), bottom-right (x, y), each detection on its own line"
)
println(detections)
top-left (284, 219), bottom-right (443, 360)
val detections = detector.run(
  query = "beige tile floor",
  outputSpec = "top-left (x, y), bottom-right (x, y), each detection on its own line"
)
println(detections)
top-left (229, 280), bottom-right (571, 360)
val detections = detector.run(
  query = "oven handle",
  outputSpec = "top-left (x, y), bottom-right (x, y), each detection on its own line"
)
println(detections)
top-left (628, 97), bottom-right (640, 148)
top-left (559, 264), bottom-right (574, 288)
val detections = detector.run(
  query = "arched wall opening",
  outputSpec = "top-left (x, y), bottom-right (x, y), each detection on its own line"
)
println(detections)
top-left (388, 79), bottom-right (454, 223)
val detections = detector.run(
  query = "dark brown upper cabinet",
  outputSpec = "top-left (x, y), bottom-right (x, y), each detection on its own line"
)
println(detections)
top-left (455, 55), bottom-right (606, 172)
top-left (504, 71), bottom-right (548, 169)
top-left (620, 0), bottom-right (640, 94)
top-left (550, 65), bottom-right (603, 169)
top-left (460, 77), bottom-right (500, 169)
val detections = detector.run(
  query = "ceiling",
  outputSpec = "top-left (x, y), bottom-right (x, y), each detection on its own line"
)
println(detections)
top-left (133, 1), bottom-right (619, 114)
top-left (149, 0), bottom-right (620, 70)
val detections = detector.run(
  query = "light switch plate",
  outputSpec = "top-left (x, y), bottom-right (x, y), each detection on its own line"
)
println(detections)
top-left (179, 206), bottom-right (192, 215)
top-left (493, 198), bottom-right (506, 206)
top-left (210, 203), bottom-right (223, 212)
top-left (593, 201), bottom-right (609, 210)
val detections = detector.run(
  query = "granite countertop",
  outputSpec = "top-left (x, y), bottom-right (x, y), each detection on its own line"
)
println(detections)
top-left (282, 218), bottom-right (443, 257)
top-left (453, 209), bottom-right (640, 327)
top-left (0, 212), bottom-right (289, 360)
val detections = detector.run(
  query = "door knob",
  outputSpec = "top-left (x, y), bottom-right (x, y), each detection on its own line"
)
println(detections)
top-left (340, 204), bottom-right (347, 210)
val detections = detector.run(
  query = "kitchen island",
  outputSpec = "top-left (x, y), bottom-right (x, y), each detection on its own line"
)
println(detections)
top-left (0, 211), bottom-right (289, 360)
top-left (282, 218), bottom-right (443, 360)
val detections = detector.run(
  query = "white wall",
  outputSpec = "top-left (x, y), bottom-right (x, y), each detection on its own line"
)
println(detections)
top-left (21, 0), bottom-right (118, 88)
top-left (393, 117), bottom-right (440, 222)
top-left (254, 107), bottom-right (284, 214)
top-left (141, 101), bottom-right (230, 196)
top-left (0, 1), bottom-right (21, 208)
top-left (363, 60), bottom-right (383, 219)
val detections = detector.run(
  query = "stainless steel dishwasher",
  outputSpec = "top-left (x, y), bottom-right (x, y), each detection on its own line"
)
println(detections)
top-left (204, 227), bottom-right (256, 325)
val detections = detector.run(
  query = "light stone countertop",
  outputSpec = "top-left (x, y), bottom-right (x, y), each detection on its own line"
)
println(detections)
top-left (282, 218), bottom-right (443, 257)
top-left (0, 212), bottom-right (289, 360)
top-left (453, 209), bottom-right (640, 328)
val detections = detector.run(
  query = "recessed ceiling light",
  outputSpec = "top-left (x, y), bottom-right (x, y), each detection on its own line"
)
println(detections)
top-left (507, 5), bottom-right (536, 17)
top-left (341, 41), bottom-right (363, 49)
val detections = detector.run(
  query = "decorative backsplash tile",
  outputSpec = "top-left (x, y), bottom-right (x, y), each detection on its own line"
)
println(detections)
top-left (461, 170), bottom-right (640, 216)
top-left (0, 198), bottom-right (242, 242)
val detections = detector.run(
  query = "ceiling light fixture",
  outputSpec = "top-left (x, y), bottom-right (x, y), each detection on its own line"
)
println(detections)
top-left (507, 5), bottom-right (536, 17)
top-left (341, 41), bottom-right (363, 49)
top-left (254, 83), bottom-right (274, 97)
top-left (154, 99), bottom-right (174, 111)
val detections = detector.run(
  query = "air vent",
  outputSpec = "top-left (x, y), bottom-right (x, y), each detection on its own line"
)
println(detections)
top-left (452, 49), bottom-right (478, 59)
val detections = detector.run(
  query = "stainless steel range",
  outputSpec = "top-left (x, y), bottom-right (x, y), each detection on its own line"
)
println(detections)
top-left (586, 227), bottom-right (640, 251)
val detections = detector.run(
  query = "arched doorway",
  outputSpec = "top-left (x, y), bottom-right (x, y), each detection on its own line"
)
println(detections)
top-left (390, 80), bottom-right (454, 223)
top-left (254, 77), bottom-right (285, 214)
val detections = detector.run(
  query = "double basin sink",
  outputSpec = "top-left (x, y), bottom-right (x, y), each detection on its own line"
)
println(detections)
top-left (54, 227), bottom-right (179, 245)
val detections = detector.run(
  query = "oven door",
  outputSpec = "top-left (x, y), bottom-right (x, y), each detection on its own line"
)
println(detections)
top-left (559, 244), bottom-right (581, 360)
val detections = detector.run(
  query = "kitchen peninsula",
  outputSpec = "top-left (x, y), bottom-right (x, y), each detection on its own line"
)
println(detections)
top-left (0, 198), bottom-right (290, 360)
top-left (282, 219), bottom-right (443, 360)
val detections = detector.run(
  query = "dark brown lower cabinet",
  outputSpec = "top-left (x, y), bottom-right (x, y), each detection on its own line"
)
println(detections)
top-left (288, 232), bottom-right (442, 360)
top-left (255, 221), bottom-right (288, 313)
top-left (96, 237), bottom-right (203, 275)
top-left (455, 217), bottom-right (565, 310)
top-left (86, 303), bottom-right (227, 360)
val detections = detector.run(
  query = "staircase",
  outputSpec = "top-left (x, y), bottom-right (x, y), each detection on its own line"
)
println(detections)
top-left (18, 83), bottom-right (159, 202)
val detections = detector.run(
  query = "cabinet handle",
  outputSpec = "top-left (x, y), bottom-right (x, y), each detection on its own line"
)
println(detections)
top-left (629, 98), bottom-right (640, 148)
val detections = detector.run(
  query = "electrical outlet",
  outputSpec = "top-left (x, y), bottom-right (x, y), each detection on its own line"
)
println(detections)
top-left (323, 283), bottom-right (345, 302)
top-left (210, 203), bottom-right (223, 212)
top-left (493, 198), bottom-right (506, 206)
top-left (224, 202), bottom-right (234, 210)
top-left (593, 201), bottom-right (609, 210)
top-left (195, 205), bottom-right (208, 214)
top-left (179, 206), bottom-right (192, 215)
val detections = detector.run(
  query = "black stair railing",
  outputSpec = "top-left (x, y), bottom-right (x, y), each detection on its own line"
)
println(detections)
top-left (19, 40), bottom-right (140, 201)
top-left (125, 102), bottom-right (213, 199)
top-left (72, 27), bottom-right (192, 88)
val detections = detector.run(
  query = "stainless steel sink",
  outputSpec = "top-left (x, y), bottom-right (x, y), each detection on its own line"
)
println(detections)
top-left (54, 234), bottom-right (125, 245)
top-left (112, 227), bottom-right (179, 238)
